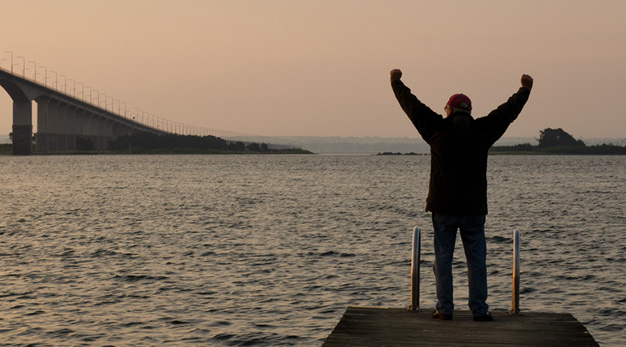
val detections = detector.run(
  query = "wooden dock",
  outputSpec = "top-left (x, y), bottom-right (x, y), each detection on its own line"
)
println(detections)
top-left (323, 306), bottom-right (599, 346)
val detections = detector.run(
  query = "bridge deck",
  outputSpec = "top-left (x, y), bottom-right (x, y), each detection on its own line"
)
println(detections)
top-left (323, 306), bottom-right (599, 346)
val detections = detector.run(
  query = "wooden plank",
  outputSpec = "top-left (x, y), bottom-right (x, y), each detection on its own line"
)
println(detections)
top-left (323, 307), bottom-right (599, 347)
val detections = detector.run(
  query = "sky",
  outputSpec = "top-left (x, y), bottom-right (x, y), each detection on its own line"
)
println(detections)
top-left (1, 0), bottom-right (625, 140)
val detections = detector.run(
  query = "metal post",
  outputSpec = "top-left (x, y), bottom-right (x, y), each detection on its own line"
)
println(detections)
top-left (4, 51), bottom-right (13, 73)
top-left (77, 83), bottom-right (84, 99)
top-left (50, 70), bottom-right (57, 89)
top-left (17, 56), bottom-right (25, 76)
top-left (28, 61), bottom-right (37, 81)
top-left (40, 66), bottom-right (47, 86)
top-left (409, 226), bottom-right (421, 311)
top-left (510, 229), bottom-right (521, 315)
top-left (69, 79), bottom-right (75, 97)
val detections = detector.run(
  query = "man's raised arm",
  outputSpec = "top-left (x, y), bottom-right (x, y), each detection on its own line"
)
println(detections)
top-left (390, 69), bottom-right (442, 143)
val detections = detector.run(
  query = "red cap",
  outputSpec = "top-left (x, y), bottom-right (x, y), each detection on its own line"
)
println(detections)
top-left (446, 94), bottom-right (472, 111)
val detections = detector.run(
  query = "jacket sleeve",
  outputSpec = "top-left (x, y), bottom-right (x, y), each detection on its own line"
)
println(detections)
top-left (391, 80), bottom-right (443, 144)
top-left (478, 87), bottom-right (531, 146)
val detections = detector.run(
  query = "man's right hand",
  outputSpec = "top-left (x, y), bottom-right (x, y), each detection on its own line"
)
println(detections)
top-left (521, 74), bottom-right (533, 91)
top-left (390, 69), bottom-right (402, 82)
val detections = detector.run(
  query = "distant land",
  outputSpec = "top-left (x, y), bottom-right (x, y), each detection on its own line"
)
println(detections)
top-left (277, 136), bottom-right (625, 154)
top-left (1, 134), bottom-right (624, 154)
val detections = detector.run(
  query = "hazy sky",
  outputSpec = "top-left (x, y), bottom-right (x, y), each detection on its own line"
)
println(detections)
top-left (1, 0), bottom-right (625, 139)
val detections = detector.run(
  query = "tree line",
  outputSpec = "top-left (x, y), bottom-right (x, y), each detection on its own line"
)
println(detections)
top-left (491, 128), bottom-right (626, 154)
top-left (110, 132), bottom-right (310, 154)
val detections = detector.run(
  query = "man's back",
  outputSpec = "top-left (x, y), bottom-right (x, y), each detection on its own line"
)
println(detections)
top-left (390, 77), bottom-right (531, 214)
top-left (428, 113), bottom-right (491, 214)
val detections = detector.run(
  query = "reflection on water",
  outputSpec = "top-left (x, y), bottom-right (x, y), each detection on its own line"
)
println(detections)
top-left (0, 155), bottom-right (624, 346)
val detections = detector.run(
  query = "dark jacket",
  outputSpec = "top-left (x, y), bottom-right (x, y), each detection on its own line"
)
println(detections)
top-left (392, 80), bottom-right (530, 215)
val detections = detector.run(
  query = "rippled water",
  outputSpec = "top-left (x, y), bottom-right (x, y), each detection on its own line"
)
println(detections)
top-left (0, 154), bottom-right (624, 346)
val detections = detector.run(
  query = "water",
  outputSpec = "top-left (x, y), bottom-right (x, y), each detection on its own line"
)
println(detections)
top-left (0, 154), bottom-right (624, 346)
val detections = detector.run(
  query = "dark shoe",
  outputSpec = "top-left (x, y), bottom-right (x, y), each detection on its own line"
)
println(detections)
top-left (473, 312), bottom-right (493, 321)
top-left (432, 310), bottom-right (453, 320)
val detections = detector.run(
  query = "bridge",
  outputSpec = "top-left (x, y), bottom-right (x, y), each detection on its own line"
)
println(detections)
top-left (0, 67), bottom-right (167, 155)
top-left (1, 53), bottom-right (291, 155)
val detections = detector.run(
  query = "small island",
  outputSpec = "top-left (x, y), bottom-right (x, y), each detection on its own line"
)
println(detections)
top-left (491, 128), bottom-right (626, 155)
top-left (376, 152), bottom-right (421, 156)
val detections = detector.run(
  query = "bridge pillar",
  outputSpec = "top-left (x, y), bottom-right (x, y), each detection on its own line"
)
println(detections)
top-left (48, 100), bottom-right (59, 152)
top-left (67, 107), bottom-right (77, 151)
top-left (12, 101), bottom-right (33, 155)
top-left (36, 98), bottom-right (49, 153)
top-left (57, 103), bottom-right (69, 151)
top-left (87, 114), bottom-right (105, 151)
top-left (105, 120), bottom-right (114, 150)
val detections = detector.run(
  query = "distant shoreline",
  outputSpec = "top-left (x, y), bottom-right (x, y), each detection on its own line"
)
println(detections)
top-left (490, 144), bottom-right (626, 155)
top-left (0, 143), bottom-right (312, 155)
top-left (2, 135), bottom-right (624, 155)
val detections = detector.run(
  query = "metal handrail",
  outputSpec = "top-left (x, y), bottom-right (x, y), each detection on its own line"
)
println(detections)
top-left (510, 229), bottom-right (521, 314)
top-left (409, 226), bottom-right (421, 311)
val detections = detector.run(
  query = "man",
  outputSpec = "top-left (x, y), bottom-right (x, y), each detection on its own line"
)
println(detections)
top-left (390, 69), bottom-right (533, 321)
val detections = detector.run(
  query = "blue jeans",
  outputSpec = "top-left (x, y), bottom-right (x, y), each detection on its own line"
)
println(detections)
top-left (432, 213), bottom-right (488, 316)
